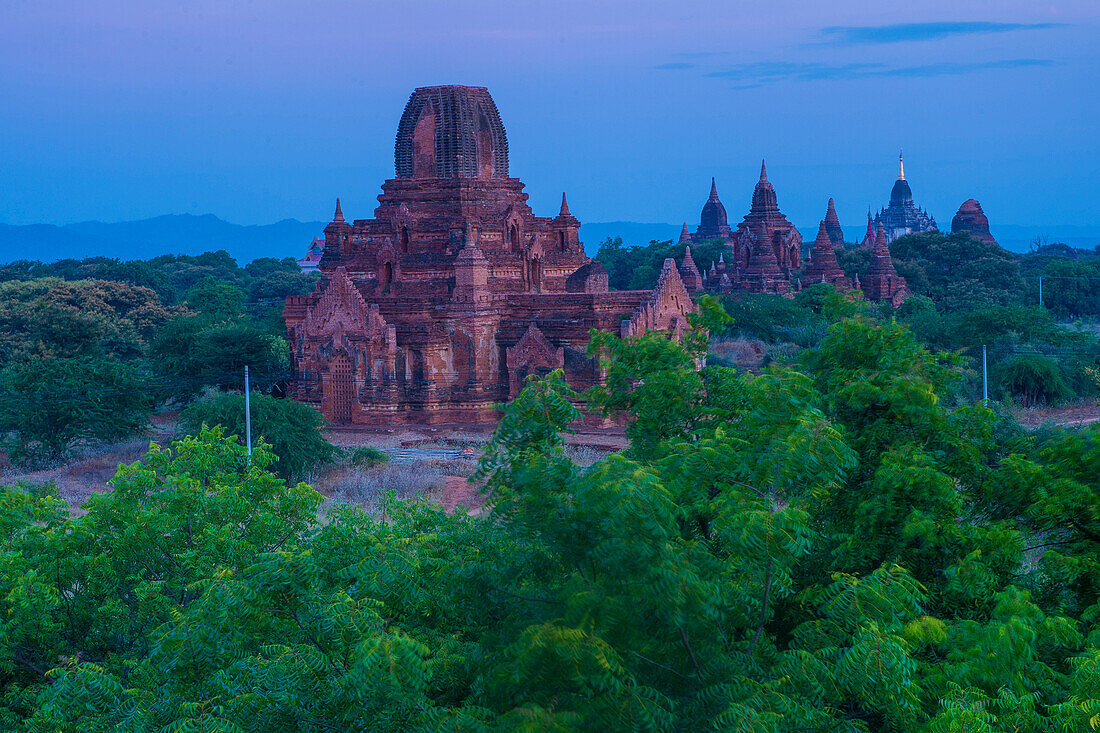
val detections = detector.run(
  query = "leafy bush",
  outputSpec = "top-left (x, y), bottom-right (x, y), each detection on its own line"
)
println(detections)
top-left (180, 391), bottom-right (338, 479)
top-left (345, 445), bottom-right (391, 468)
top-left (993, 353), bottom-right (1073, 406)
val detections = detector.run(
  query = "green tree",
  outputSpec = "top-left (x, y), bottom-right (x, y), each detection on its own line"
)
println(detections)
top-left (0, 356), bottom-right (152, 463)
top-left (150, 317), bottom-right (290, 399)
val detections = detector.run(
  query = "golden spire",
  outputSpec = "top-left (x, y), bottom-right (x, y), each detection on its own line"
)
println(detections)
top-left (898, 150), bottom-right (905, 181)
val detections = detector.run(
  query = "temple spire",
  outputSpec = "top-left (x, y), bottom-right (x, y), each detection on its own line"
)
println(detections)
top-left (709, 177), bottom-right (719, 200)
top-left (898, 150), bottom-right (905, 181)
top-left (759, 159), bottom-right (768, 181)
top-left (679, 222), bottom-right (691, 244)
top-left (333, 197), bottom-right (345, 223)
top-left (559, 192), bottom-right (570, 217)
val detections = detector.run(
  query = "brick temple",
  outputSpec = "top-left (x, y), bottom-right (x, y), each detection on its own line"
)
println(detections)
top-left (687, 162), bottom-right (805, 295)
top-left (284, 85), bottom-right (695, 425)
top-left (951, 199), bottom-right (999, 247)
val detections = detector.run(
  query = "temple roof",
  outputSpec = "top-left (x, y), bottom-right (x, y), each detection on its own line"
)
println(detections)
top-left (750, 159), bottom-right (779, 213)
top-left (699, 177), bottom-right (729, 232)
top-left (394, 85), bottom-right (510, 180)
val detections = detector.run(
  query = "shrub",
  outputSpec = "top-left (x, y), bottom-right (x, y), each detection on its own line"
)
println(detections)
top-left (992, 354), bottom-right (1072, 406)
top-left (345, 445), bottom-right (391, 468)
top-left (179, 390), bottom-right (338, 479)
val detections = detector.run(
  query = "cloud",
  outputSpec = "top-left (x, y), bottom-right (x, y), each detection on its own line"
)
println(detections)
top-left (820, 21), bottom-right (1063, 45)
top-left (704, 58), bottom-right (1054, 86)
top-left (653, 62), bottom-right (697, 70)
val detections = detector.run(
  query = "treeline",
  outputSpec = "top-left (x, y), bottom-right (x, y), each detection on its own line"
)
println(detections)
top-left (597, 233), bottom-right (1100, 407)
top-left (1, 315), bottom-right (1097, 730)
top-left (0, 252), bottom-right (321, 466)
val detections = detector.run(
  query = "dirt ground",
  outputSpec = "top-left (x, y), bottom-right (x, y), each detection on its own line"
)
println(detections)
top-left (0, 415), bottom-right (624, 518)
top-left (1013, 404), bottom-right (1100, 429)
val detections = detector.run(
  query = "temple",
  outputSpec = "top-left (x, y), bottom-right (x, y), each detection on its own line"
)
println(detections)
top-left (951, 199), bottom-right (999, 247)
top-left (862, 222), bottom-right (910, 306)
top-left (297, 237), bottom-right (324, 273)
top-left (874, 152), bottom-right (937, 243)
top-left (695, 161), bottom-right (803, 294)
top-left (801, 213), bottom-right (849, 289)
top-left (283, 85), bottom-right (695, 425)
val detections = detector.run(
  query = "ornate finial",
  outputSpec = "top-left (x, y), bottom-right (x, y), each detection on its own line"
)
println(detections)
top-left (333, 197), bottom-right (344, 223)
top-left (898, 150), bottom-right (905, 181)
top-left (709, 177), bottom-right (719, 200)
top-left (559, 192), bottom-right (570, 217)
top-left (760, 159), bottom-right (768, 181)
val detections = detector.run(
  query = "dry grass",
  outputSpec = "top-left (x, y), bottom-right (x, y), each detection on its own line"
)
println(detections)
top-left (0, 438), bottom-right (154, 515)
top-left (313, 456), bottom-right (479, 514)
top-left (710, 337), bottom-right (802, 370)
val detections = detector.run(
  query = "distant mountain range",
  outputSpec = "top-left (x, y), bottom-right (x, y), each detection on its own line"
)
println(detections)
top-left (0, 214), bottom-right (326, 265)
top-left (1, 215), bottom-right (1096, 265)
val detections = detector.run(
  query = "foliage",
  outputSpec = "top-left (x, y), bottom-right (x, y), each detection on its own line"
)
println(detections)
top-left (1, 271), bottom-right (1099, 730)
top-left (992, 353), bottom-right (1074, 406)
top-left (180, 391), bottom-right (338, 479)
top-left (184, 274), bottom-right (247, 321)
top-left (595, 237), bottom-right (727, 291)
top-left (0, 356), bottom-right (152, 463)
top-left (888, 231), bottom-right (1026, 312)
top-left (0, 277), bottom-right (171, 362)
top-left (150, 317), bottom-right (290, 398)
top-left (345, 445), bottom-right (391, 468)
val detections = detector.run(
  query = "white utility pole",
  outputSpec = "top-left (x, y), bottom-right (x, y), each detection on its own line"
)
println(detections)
top-left (244, 365), bottom-right (252, 458)
top-left (981, 345), bottom-right (988, 407)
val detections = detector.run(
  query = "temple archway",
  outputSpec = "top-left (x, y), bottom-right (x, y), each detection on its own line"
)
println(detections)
top-left (379, 261), bottom-right (393, 293)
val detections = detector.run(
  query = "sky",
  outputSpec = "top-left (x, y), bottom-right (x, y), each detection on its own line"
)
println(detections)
top-left (1, 0), bottom-right (1097, 233)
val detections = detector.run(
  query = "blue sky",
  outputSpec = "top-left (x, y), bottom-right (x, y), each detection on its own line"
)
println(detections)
top-left (1, 0), bottom-right (1097, 232)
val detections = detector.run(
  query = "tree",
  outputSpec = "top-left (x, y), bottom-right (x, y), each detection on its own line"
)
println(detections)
top-left (0, 356), bottom-right (152, 463)
top-left (0, 278), bottom-right (171, 362)
top-left (149, 317), bottom-right (290, 399)
top-left (184, 275), bottom-right (246, 321)
top-left (2, 316), bottom-right (1099, 731)
top-left (180, 391), bottom-right (338, 479)
top-left (888, 231), bottom-right (1026, 312)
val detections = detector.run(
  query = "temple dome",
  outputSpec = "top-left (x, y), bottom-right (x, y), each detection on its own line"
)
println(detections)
top-left (699, 178), bottom-right (728, 232)
top-left (394, 85), bottom-right (510, 180)
top-left (890, 177), bottom-right (913, 204)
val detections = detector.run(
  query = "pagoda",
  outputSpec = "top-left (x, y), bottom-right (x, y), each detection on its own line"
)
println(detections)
top-left (951, 199), bottom-right (999, 247)
top-left (731, 160), bottom-right (802, 292)
top-left (873, 151), bottom-right (937, 243)
top-left (861, 222), bottom-right (910, 306)
top-left (801, 218), bottom-right (849, 289)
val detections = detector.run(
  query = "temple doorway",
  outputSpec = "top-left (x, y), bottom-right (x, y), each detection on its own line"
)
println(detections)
top-left (327, 352), bottom-right (354, 424)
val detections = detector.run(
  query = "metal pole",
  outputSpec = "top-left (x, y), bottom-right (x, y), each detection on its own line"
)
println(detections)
top-left (1038, 275), bottom-right (1043, 308)
top-left (981, 345), bottom-right (988, 407)
top-left (244, 365), bottom-right (252, 458)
